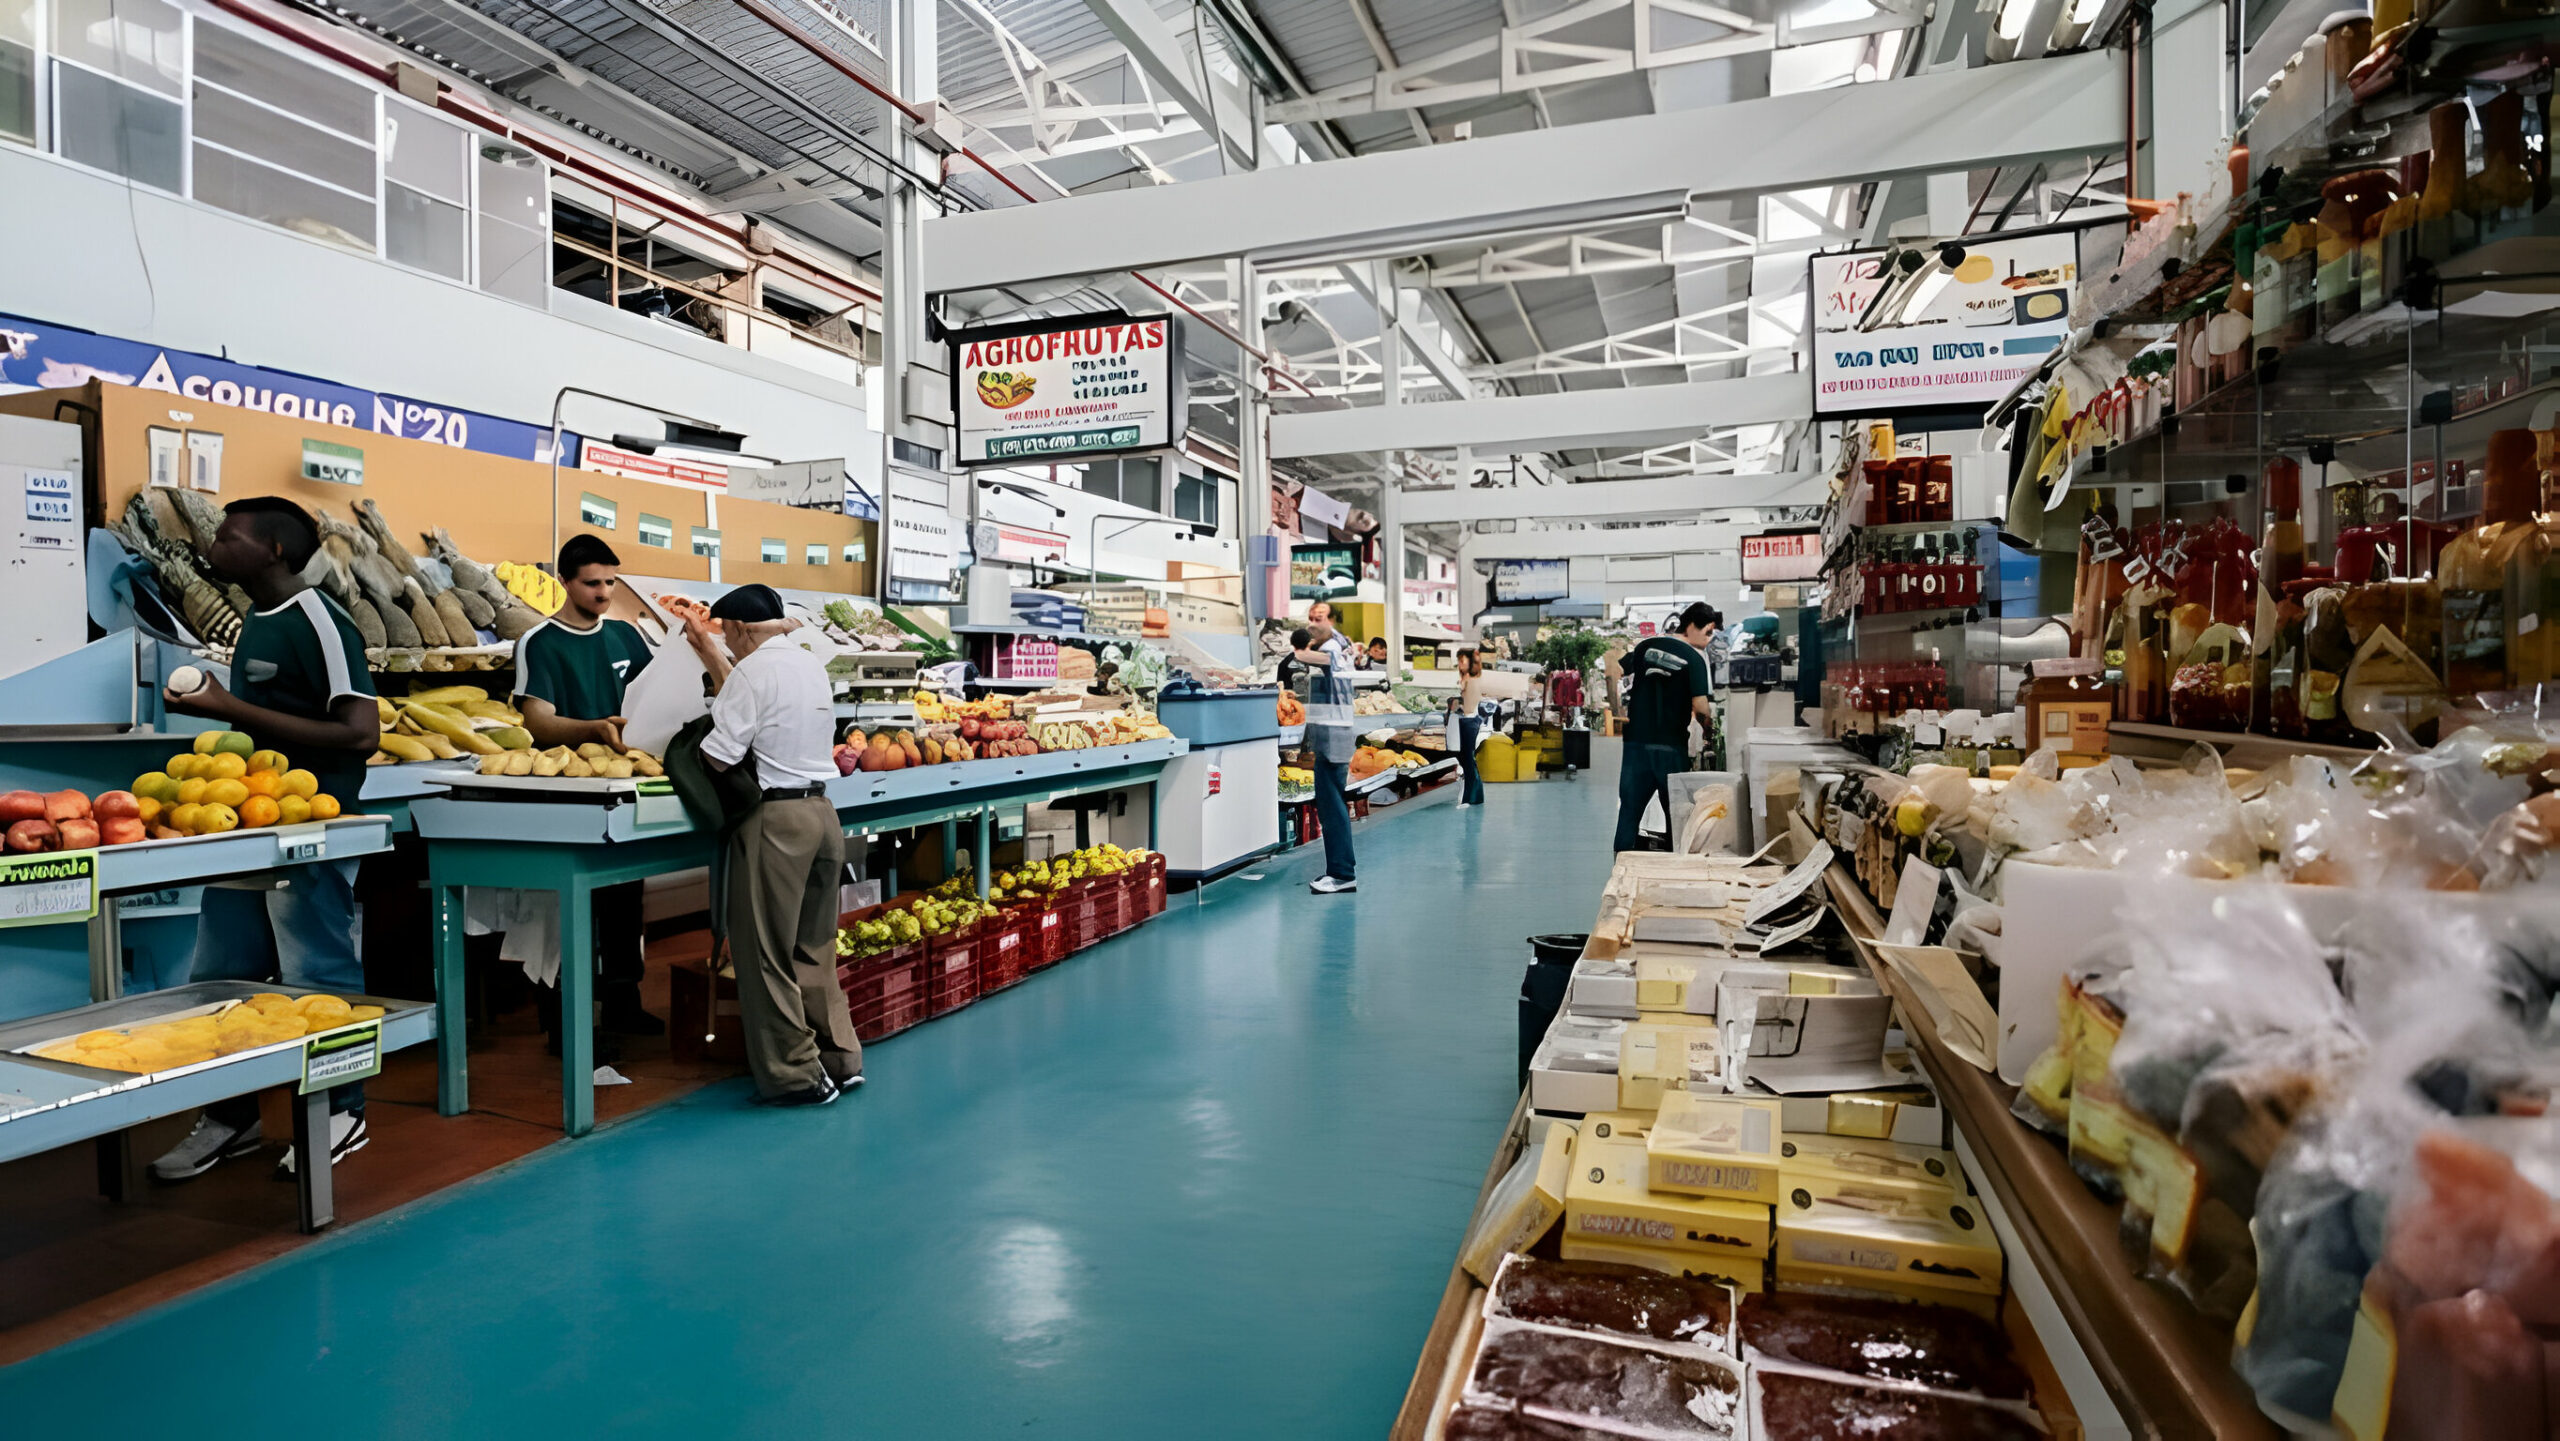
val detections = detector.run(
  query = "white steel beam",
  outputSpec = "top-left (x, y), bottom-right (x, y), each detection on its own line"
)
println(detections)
top-left (1080, 0), bottom-right (1257, 168)
top-left (1270, 372), bottom-right (1806, 459)
top-left (1405, 470), bottom-right (1823, 523)
top-left (1333, 264), bottom-right (1474, 397)
top-left (1459, 520), bottom-right (1762, 560)
top-left (922, 53), bottom-right (2124, 292)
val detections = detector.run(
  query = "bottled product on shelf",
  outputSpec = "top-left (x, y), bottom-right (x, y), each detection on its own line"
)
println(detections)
top-left (2438, 429), bottom-right (2549, 701)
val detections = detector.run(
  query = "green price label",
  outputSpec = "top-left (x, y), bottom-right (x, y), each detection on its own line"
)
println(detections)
top-left (301, 1020), bottom-right (383, 1093)
top-left (0, 849), bottom-right (98, 928)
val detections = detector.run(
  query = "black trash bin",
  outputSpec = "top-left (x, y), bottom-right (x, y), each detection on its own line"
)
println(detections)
top-left (1517, 933), bottom-right (1590, 1088)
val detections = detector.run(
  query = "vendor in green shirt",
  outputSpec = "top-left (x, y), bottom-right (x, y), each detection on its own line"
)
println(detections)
top-left (507, 535), bottom-right (724, 1043)
top-left (1613, 601), bottom-right (1719, 852)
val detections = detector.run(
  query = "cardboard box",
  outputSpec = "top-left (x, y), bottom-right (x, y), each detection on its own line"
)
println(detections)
top-left (1646, 1092), bottom-right (1785, 1204)
top-left (1529, 1015), bottom-right (1627, 1115)
top-left (1776, 1089), bottom-right (1944, 1147)
top-left (1564, 1136), bottom-right (1773, 1259)
top-left (1773, 1175), bottom-right (2003, 1301)
top-left (1777, 1130), bottom-right (1964, 1201)
top-left (1617, 1019), bottom-right (1719, 1112)
top-left (1459, 1120), bottom-right (1579, 1283)
top-left (1561, 1237), bottom-right (1766, 1294)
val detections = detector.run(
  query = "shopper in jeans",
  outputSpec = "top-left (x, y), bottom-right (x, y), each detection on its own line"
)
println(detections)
top-left (1297, 617), bottom-right (1359, 894)
top-left (152, 498), bottom-right (380, 1180)
top-left (698, 585), bottom-right (863, 1105)
top-left (1612, 602), bottom-right (1719, 853)
top-left (1449, 648), bottom-right (1488, 807)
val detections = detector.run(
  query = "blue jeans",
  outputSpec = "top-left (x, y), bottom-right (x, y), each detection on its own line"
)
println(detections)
top-left (1614, 743), bottom-right (1688, 852)
top-left (187, 857), bottom-right (366, 1120)
top-left (1457, 716), bottom-right (1485, 804)
top-left (1312, 758), bottom-right (1355, 882)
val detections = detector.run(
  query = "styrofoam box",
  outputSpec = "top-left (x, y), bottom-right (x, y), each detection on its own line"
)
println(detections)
top-left (1570, 957), bottom-right (1639, 1017)
top-left (1997, 860), bottom-right (2560, 1084)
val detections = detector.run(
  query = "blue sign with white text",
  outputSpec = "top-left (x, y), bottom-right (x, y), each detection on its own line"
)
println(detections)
top-left (0, 312), bottom-right (574, 465)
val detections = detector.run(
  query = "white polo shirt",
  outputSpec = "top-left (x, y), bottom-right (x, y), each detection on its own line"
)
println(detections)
top-left (702, 640), bottom-right (836, 790)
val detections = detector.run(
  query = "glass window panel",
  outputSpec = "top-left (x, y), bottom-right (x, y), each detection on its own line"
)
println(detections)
top-left (637, 514), bottom-right (672, 549)
top-left (387, 183), bottom-right (468, 280)
top-left (760, 539), bottom-right (785, 564)
top-left (381, 106), bottom-right (467, 202)
top-left (1119, 457), bottom-right (1160, 512)
top-left (2, 0), bottom-right (34, 49)
top-left (690, 527), bottom-right (720, 559)
top-left (805, 544), bottom-right (827, 566)
top-left (192, 143), bottom-right (374, 251)
top-left (55, 65), bottom-right (181, 190)
top-left (843, 542), bottom-right (864, 564)
top-left (51, 0), bottom-right (180, 96)
top-left (478, 209), bottom-right (547, 306)
top-left (579, 494), bottom-right (617, 529)
top-left (1079, 462), bottom-right (1117, 503)
top-left (193, 23), bottom-right (373, 139)
top-left (0, 42), bottom-right (32, 145)
top-left (192, 84), bottom-right (374, 194)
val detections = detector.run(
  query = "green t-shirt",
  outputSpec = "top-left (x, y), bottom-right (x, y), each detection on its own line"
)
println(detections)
top-left (230, 589), bottom-right (376, 809)
top-left (1623, 635), bottom-right (1710, 749)
top-left (511, 617), bottom-right (653, 721)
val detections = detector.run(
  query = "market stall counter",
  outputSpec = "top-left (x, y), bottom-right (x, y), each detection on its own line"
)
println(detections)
top-left (411, 737), bottom-right (1186, 1136)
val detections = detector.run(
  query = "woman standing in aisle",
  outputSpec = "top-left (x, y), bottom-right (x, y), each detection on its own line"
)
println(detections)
top-left (1449, 649), bottom-right (1488, 807)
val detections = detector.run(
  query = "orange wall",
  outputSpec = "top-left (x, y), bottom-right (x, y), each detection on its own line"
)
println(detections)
top-left (2, 382), bottom-right (873, 592)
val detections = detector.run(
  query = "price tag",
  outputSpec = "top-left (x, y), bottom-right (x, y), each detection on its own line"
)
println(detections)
top-left (2080, 512), bottom-right (2124, 563)
top-left (0, 849), bottom-right (98, 929)
top-left (301, 1020), bottom-right (382, 1093)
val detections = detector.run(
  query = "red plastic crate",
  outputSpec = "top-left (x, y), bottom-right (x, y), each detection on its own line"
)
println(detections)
top-left (1136, 854), bottom-right (1167, 919)
top-left (979, 909), bottom-right (1034, 993)
top-left (1065, 895), bottom-right (1106, 952)
top-left (838, 948), bottom-right (929, 1042)
top-left (925, 923), bottom-right (982, 1017)
top-left (1098, 873), bottom-right (1133, 935)
top-left (1025, 899), bottom-right (1068, 969)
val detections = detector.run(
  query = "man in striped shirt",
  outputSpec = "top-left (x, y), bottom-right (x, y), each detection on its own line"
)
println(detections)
top-left (1296, 615), bottom-right (1360, 894)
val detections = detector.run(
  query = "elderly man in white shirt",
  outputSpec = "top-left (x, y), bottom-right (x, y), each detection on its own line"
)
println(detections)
top-left (699, 584), bottom-right (862, 1107)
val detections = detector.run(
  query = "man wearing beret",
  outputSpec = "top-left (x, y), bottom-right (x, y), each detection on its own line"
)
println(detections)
top-left (699, 585), bottom-right (862, 1105)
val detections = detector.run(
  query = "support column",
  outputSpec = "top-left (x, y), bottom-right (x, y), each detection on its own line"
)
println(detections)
top-left (1374, 261), bottom-right (1404, 676)
top-left (879, 0), bottom-right (941, 592)
top-left (1236, 258), bottom-right (1273, 618)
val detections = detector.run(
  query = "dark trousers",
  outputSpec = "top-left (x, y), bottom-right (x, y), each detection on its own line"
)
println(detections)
top-left (1457, 717), bottom-right (1485, 804)
top-left (1313, 758), bottom-right (1356, 881)
top-left (1614, 742), bottom-right (1688, 852)
top-left (597, 879), bottom-right (644, 990)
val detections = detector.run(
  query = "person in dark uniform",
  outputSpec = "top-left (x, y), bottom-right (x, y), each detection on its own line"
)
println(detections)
top-left (151, 497), bottom-right (379, 1180)
top-left (510, 534), bottom-right (710, 1044)
top-left (1612, 602), bottom-right (1719, 852)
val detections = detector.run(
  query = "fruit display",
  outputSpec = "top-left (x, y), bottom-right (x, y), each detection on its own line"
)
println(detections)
top-left (833, 874), bottom-right (999, 959)
top-left (1349, 745), bottom-right (1432, 780)
top-left (29, 992), bottom-right (382, 1072)
top-left (1353, 690), bottom-right (1403, 716)
top-left (1278, 693), bottom-right (1305, 724)
top-left (473, 743), bottom-right (662, 779)
top-left (989, 843), bottom-right (1147, 903)
top-left (371, 685), bottom-right (537, 762)
top-left (124, 730), bottom-right (343, 839)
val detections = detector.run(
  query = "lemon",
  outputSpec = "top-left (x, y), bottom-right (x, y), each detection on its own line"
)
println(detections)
top-left (204, 778), bottom-right (249, 809)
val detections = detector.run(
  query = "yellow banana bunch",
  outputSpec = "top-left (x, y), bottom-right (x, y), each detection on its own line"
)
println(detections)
top-left (493, 561), bottom-right (566, 613)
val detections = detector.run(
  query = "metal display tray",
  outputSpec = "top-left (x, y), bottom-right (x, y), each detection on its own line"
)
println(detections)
top-left (423, 771), bottom-right (652, 798)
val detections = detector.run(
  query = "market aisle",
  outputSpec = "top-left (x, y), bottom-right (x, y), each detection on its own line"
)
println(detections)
top-left (0, 754), bottom-right (1625, 1438)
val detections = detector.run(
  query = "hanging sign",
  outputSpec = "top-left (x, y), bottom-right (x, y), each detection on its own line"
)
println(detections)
top-left (0, 849), bottom-right (98, 928)
top-left (949, 312), bottom-right (1184, 466)
top-left (1739, 530), bottom-right (1823, 584)
top-left (1809, 230), bottom-right (2081, 420)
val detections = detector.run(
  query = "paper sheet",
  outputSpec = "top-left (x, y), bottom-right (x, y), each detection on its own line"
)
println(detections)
top-left (1867, 942), bottom-right (1999, 1073)
top-left (620, 633), bottom-right (717, 758)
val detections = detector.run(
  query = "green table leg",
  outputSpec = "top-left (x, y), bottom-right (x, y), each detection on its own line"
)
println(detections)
top-left (974, 809), bottom-right (992, 900)
top-left (941, 817), bottom-right (959, 878)
top-left (433, 884), bottom-right (469, 1116)
top-left (559, 880), bottom-right (594, 1138)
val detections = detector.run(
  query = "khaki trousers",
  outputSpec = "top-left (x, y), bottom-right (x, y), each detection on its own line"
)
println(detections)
top-left (726, 795), bottom-right (861, 1097)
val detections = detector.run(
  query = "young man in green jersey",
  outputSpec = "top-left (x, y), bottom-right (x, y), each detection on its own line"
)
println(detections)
top-left (509, 535), bottom-right (713, 1042)
top-left (152, 498), bottom-right (380, 1181)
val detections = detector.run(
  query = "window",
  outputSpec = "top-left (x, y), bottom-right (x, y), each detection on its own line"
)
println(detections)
top-left (477, 142), bottom-right (549, 307)
top-left (1081, 456), bottom-right (1161, 511)
top-left (1174, 471), bottom-right (1219, 530)
top-left (579, 494), bottom-right (617, 529)
top-left (805, 543), bottom-right (828, 566)
top-left (637, 513), bottom-right (672, 549)
top-left (761, 538), bottom-right (785, 564)
top-left (690, 526), bottom-right (720, 559)
top-left (1405, 546), bottom-right (1426, 581)
top-left (382, 104), bottom-right (470, 280)
top-left (53, 0), bottom-right (185, 194)
top-left (1, 0), bottom-right (35, 144)
top-left (189, 24), bottom-right (376, 252)
top-left (843, 542), bottom-right (864, 564)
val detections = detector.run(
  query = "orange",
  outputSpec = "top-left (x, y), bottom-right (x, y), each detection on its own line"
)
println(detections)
top-left (281, 768), bottom-right (319, 799)
top-left (194, 803), bottom-right (238, 834)
top-left (243, 771), bottom-right (282, 799)
top-left (309, 795), bottom-right (341, 821)
top-left (176, 777), bottom-right (208, 805)
top-left (276, 795), bottom-right (312, 825)
top-left (248, 749), bottom-right (289, 774)
top-left (203, 778), bottom-right (249, 809)
top-left (238, 795), bottom-right (281, 829)
top-left (206, 753), bottom-right (247, 781)
top-left (167, 803), bottom-right (202, 834)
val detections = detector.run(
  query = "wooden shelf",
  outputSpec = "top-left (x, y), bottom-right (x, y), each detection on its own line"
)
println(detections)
top-left (2108, 720), bottom-right (2375, 767)
top-left (1823, 865), bottom-right (2280, 1441)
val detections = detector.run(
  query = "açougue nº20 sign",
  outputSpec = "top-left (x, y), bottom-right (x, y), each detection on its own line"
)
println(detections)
top-left (951, 314), bottom-right (1183, 466)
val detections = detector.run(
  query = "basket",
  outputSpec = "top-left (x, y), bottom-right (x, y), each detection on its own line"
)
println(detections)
top-left (1094, 873), bottom-right (1132, 936)
top-left (839, 948), bottom-right (929, 1042)
top-left (979, 908), bottom-right (1036, 994)
top-left (1136, 854), bottom-right (1167, 918)
top-left (1065, 889), bottom-right (1108, 952)
top-left (1025, 898), bottom-right (1069, 969)
top-left (925, 922), bottom-right (982, 1018)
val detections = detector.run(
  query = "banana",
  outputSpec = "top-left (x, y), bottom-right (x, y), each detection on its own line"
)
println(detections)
top-left (576, 743), bottom-right (614, 761)
top-left (532, 749), bottom-right (567, 777)
top-left (376, 696), bottom-right (400, 726)
top-left (485, 726), bottom-right (532, 751)
top-left (409, 685), bottom-right (490, 706)
top-left (503, 749), bottom-right (537, 776)
top-left (376, 733), bottom-right (434, 763)
top-left (627, 752), bottom-right (664, 778)
top-left (560, 754), bottom-right (594, 779)
top-left (416, 732), bottom-right (463, 760)
top-left (455, 699), bottom-right (519, 721)
top-left (600, 757), bottom-right (634, 780)
top-left (477, 752), bottom-right (511, 775)
top-left (403, 705), bottom-right (500, 754)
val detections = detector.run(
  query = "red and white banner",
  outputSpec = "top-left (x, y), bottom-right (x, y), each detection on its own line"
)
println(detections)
top-left (581, 441), bottom-right (731, 492)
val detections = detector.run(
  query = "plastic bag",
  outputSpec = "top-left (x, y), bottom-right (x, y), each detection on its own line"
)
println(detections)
top-left (620, 634), bottom-right (714, 759)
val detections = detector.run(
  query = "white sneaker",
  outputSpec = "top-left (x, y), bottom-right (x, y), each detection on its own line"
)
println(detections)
top-left (274, 1112), bottom-right (369, 1178)
top-left (1309, 875), bottom-right (1357, 894)
top-left (150, 1114), bottom-right (263, 1182)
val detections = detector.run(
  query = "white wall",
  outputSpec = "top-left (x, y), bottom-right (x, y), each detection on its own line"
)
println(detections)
top-left (0, 147), bottom-right (871, 464)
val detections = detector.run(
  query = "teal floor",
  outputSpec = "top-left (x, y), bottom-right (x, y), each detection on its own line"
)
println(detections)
top-left (0, 753), bottom-right (1622, 1437)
